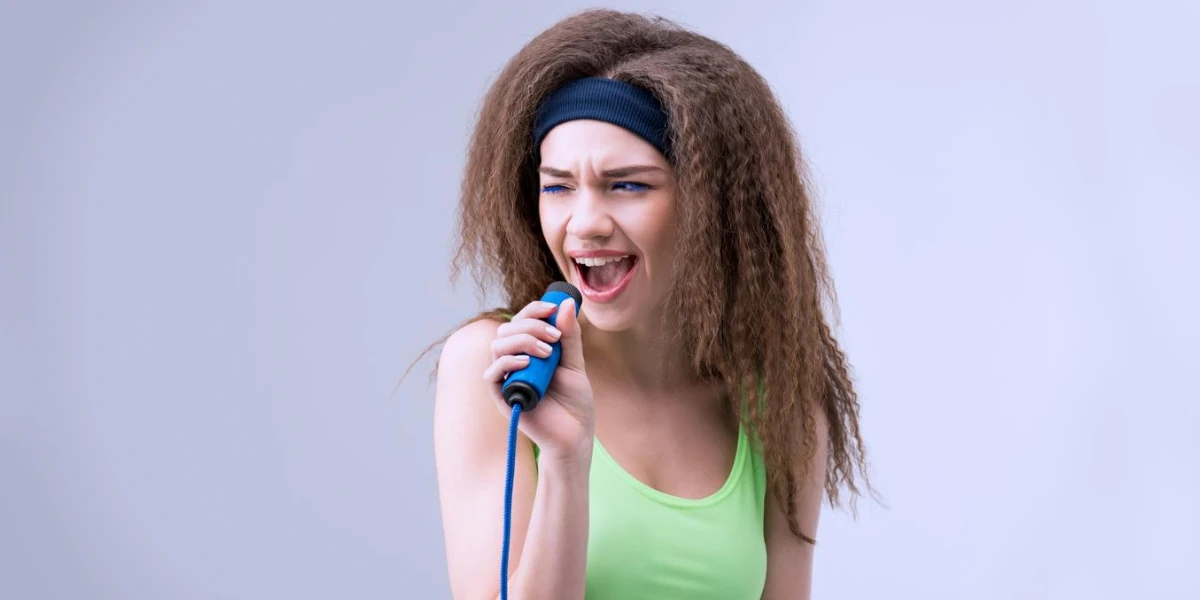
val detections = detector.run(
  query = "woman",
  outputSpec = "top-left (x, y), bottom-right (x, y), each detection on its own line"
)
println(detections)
top-left (432, 8), bottom-right (869, 599)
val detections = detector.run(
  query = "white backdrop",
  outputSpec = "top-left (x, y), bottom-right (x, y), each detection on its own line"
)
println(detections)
top-left (2, 0), bottom-right (1197, 598)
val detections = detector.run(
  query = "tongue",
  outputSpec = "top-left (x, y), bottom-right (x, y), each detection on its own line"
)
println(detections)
top-left (586, 258), bottom-right (633, 290)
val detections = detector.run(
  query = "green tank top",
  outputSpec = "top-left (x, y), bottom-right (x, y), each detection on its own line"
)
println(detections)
top-left (533, 429), bottom-right (769, 598)
top-left (495, 313), bottom-right (769, 596)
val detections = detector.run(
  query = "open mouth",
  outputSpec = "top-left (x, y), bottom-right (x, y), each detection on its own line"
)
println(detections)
top-left (574, 255), bottom-right (639, 302)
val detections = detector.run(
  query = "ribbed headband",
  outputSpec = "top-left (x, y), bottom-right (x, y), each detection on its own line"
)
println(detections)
top-left (532, 77), bottom-right (672, 160)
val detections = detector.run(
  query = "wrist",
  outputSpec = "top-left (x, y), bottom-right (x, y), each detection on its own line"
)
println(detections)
top-left (538, 437), bottom-right (593, 474)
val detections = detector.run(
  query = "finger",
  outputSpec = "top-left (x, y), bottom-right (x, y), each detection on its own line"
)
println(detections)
top-left (511, 300), bottom-right (559, 322)
top-left (482, 354), bottom-right (531, 383)
top-left (555, 298), bottom-right (586, 373)
top-left (496, 318), bottom-right (563, 344)
top-left (491, 333), bottom-right (554, 361)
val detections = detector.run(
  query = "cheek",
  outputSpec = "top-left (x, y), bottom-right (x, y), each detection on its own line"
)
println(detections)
top-left (652, 196), bottom-right (678, 248)
top-left (539, 202), bottom-right (569, 262)
top-left (633, 197), bottom-right (678, 276)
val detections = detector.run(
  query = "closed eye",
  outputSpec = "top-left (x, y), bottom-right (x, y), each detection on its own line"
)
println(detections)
top-left (612, 181), bottom-right (651, 192)
top-left (539, 182), bottom-right (653, 195)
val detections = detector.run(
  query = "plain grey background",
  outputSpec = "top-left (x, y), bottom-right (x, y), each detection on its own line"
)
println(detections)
top-left (2, 0), bottom-right (1197, 598)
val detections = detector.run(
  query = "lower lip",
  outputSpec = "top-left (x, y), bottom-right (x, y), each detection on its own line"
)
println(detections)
top-left (576, 258), bottom-right (638, 304)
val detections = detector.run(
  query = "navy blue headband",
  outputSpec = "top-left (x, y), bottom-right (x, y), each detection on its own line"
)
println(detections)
top-left (532, 77), bottom-right (672, 160)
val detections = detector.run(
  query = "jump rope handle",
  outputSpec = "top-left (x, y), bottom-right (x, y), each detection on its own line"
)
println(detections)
top-left (499, 281), bottom-right (582, 600)
top-left (501, 281), bottom-right (583, 412)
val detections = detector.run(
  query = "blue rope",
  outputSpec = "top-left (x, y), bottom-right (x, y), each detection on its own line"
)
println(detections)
top-left (501, 403), bottom-right (522, 600)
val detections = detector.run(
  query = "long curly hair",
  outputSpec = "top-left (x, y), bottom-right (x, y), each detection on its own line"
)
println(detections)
top-left (427, 8), bottom-right (870, 543)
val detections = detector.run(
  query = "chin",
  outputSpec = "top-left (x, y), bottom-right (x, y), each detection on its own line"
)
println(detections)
top-left (579, 304), bottom-right (639, 332)
top-left (577, 286), bottom-right (667, 334)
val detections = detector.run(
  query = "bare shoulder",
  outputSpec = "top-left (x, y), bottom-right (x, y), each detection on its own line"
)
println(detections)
top-left (433, 317), bottom-right (508, 456)
top-left (437, 317), bottom-right (503, 378)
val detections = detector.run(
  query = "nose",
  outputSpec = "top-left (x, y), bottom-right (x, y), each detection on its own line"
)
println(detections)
top-left (565, 187), bottom-right (614, 240)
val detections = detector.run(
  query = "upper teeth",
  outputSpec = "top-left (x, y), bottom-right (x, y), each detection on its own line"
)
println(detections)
top-left (574, 255), bottom-right (630, 267)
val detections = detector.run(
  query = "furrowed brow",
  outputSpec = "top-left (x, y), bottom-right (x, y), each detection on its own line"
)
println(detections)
top-left (538, 165), bottom-right (665, 178)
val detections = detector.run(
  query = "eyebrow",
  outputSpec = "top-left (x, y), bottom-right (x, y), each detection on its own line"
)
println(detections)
top-left (538, 165), bottom-right (666, 179)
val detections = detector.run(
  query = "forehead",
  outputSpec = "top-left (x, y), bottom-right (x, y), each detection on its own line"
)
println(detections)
top-left (538, 119), bottom-right (667, 168)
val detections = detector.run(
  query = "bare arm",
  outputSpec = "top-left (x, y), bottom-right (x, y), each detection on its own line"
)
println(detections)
top-left (760, 410), bottom-right (829, 600)
top-left (433, 316), bottom-right (592, 599)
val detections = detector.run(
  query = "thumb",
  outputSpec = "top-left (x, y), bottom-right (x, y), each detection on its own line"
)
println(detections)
top-left (556, 298), bottom-right (586, 372)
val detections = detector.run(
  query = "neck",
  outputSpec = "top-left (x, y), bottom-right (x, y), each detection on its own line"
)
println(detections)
top-left (579, 315), bottom-right (698, 393)
top-left (579, 312), bottom-right (732, 429)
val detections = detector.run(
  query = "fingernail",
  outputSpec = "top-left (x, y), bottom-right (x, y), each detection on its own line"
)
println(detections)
top-left (545, 325), bottom-right (561, 339)
top-left (540, 301), bottom-right (558, 310)
top-left (537, 341), bottom-right (552, 355)
top-left (516, 355), bottom-right (530, 363)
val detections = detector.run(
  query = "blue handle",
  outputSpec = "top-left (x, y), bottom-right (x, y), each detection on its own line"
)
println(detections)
top-left (501, 284), bottom-right (582, 410)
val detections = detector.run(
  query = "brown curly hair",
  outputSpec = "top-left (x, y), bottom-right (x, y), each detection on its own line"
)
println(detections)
top-left (424, 8), bottom-right (870, 543)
